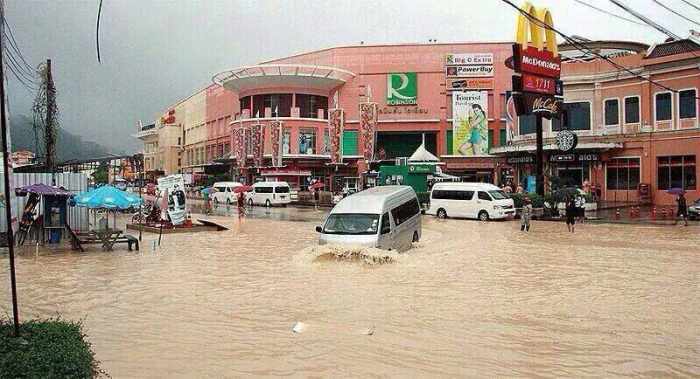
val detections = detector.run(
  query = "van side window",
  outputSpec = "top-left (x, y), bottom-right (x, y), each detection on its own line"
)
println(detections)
top-left (380, 212), bottom-right (391, 234)
top-left (433, 190), bottom-right (473, 200)
top-left (478, 191), bottom-right (492, 201)
top-left (391, 198), bottom-right (420, 226)
top-left (274, 186), bottom-right (290, 193)
top-left (256, 186), bottom-right (273, 194)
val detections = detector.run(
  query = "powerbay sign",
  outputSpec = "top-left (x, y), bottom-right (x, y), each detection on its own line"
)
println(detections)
top-left (386, 72), bottom-right (417, 105)
top-left (511, 2), bottom-right (562, 119)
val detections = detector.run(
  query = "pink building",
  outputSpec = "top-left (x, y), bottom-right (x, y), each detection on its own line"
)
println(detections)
top-left (213, 42), bottom-right (515, 190)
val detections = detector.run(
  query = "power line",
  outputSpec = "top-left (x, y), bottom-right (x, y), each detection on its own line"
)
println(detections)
top-left (680, 0), bottom-right (700, 13)
top-left (1, 16), bottom-right (34, 74)
top-left (570, 0), bottom-right (649, 27)
top-left (498, 0), bottom-right (700, 100)
top-left (608, 0), bottom-right (681, 40)
top-left (652, 0), bottom-right (700, 27)
top-left (96, 0), bottom-right (103, 63)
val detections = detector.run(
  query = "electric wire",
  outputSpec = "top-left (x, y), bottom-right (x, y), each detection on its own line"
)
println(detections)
top-left (499, 0), bottom-right (700, 100)
top-left (679, 0), bottom-right (700, 13)
top-left (608, 0), bottom-right (681, 40)
top-left (652, 0), bottom-right (700, 27)
top-left (570, 0), bottom-right (649, 27)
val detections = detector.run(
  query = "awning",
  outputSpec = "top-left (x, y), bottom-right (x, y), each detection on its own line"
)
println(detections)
top-left (213, 64), bottom-right (356, 94)
top-left (491, 142), bottom-right (623, 155)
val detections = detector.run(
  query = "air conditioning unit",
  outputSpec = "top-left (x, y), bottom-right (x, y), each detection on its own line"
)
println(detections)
top-left (396, 157), bottom-right (408, 166)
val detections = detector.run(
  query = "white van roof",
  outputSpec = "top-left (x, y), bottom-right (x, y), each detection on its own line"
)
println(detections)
top-left (432, 182), bottom-right (501, 191)
top-left (331, 185), bottom-right (415, 214)
top-left (253, 181), bottom-right (289, 186)
top-left (213, 181), bottom-right (243, 187)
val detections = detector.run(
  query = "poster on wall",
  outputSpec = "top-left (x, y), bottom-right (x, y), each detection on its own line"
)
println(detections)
top-left (359, 102), bottom-right (378, 161)
top-left (328, 108), bottom-right (344, 163)
top-left (157, 174), bottom-right (187, 225)
top-left (251, 123), bottom-right (264, 167)
top-left (505, 91), bottom-right (516, 145)
top-left (269, 120), bottom-right (282, 167)
top-left (452, 91), bottom-right (489, 156)
top-left (232, 127), bottom-right (246, 168)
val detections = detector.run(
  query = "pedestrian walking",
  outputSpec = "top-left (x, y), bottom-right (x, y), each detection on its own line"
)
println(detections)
top-left (237, 191), bottom-right (246, 218)
top-left (675, 193), bottom-right (689, 226)
top-left (565, 196), bottom-right (577, 233)
top-left (575, 193), bottom-right (586, 224)
top-left (520, 196), bottom-right (532, 232)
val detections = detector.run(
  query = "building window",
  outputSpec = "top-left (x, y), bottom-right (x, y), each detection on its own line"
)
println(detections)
top-left (604, 99), bottom-right (619, 126)
top-left (679, 89), bottom-right (697, 119)
top-left (446, 130), bottom-right (453, 155)
top-left (655, 92), bottom-right (672, 121)
top-left (298, 128), bottom-right (316, 154)
top-left (297, 94), bottom-right (328, 119)
top-left (262, 94), bottom-right (292, 117)
top-left (552, 102), bottom-right (591, 131)
top-left (624, 96), bottom-right (640, 124)
top-left (499, 128), bottom-right (507, 146)
top-left (657, 155), bottom-right (696, 190)
top-left (519, 114), bottom-right (536, 135)
top-left (606, 158), bottom-right (640, 190)
top-left (239, 96), bottom-right (251, 114)
top-left (343, 130), bottom-right (358, 156)
top-left (321, 129), bottom-right (331, 155)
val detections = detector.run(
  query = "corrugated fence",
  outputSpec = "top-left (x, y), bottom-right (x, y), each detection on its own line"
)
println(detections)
top-left (0, 172), bottom-right (89, 231)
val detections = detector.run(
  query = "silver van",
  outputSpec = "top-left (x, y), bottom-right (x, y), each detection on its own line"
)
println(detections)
top-left (315, 186), bottom-right (421, 252)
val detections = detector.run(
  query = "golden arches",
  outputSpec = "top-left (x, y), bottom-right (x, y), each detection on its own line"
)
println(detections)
top-left (515, 1), bottom-right (558, 56)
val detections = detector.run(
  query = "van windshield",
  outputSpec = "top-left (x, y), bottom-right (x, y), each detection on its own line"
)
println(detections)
top-left (488, 190), bottom-right (508, 200)
top-left (323, 214), bottom-right (379, 235)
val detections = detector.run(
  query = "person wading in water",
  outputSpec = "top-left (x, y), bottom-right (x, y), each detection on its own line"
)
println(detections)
top-left (675, 193), bottom-right (689, 226)
top-left (520, 196), bottom-right (532, 232)
top-left (565, 196), bottom-right (577, 233)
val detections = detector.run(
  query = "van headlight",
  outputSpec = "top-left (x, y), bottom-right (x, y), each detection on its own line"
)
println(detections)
top-left (493, 205), bottom-right (503, 210)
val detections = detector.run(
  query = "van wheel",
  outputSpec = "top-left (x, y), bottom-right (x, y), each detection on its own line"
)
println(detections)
top-left (248, 198), bottom-right (253, 206)
top-left (412, 231), bottom-right (419, 242)
top-left (478, 211), bottom-right (489, 221)
top-left (265, 200), bottom-right (271, 207)
top-left (437, 208), bottom-right (447, 219)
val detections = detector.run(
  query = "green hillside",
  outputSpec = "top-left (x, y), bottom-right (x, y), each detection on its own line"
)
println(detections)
top-left (9, 114), bottom-right (122, 162)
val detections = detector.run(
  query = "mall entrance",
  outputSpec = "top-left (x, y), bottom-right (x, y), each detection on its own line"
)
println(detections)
top-left (376, 132), bottom-right (437, 160)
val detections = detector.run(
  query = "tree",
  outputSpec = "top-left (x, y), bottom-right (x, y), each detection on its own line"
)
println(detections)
top-left (92, 162), bottom-right (108, 184)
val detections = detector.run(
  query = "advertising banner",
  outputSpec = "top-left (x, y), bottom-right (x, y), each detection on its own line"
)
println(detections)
top-left (157, 174), bottom-right (187, 225)
top-left (452, 91), bottom-right (489, 156)
top-left (445, 53), bottom-right (494, 65)
top-left (359, 102), bottom-right (378, 161)
top-left (232, 127), bottom-right (246, 169)
top-left (251, 123), bottom-right (264, 167)
top-left (269, 120), bottom-right (283, 167)
top-left (446, 65), bottom-right (494, 78)
top-left (328, 108), bottom-right (344, 164)
top-left (447, 78), bottom-right (494, 91)
top-left (505, 91), bottom-right (516, 144)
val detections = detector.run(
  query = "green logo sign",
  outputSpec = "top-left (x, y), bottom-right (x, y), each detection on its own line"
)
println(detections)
top-left (386, 72), bottom-right (417, 105)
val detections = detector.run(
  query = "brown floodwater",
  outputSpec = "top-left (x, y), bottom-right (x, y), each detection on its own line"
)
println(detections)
top-left (1, 208), bottom-right (699, 378)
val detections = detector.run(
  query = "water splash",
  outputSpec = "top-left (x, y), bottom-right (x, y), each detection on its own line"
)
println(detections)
top-left (296, 244), bottom-right (402, 265)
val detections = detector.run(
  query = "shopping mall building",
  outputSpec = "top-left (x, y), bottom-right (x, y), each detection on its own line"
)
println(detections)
top-left (137, 38), bottom-right (700, 205)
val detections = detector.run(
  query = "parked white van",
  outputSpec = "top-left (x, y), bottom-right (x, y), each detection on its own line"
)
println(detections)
top-left (427, 182), bottom-right (515, 221)
top-left (316, 185), bottom-right (421, 252)
top-left (249, 181), bottom-right (292, 206)
top-left (211, 181), bottom-right (243, 204)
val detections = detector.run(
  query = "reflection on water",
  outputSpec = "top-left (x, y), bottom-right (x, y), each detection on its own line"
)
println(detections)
top-left (1, 209), bottom-right (699, 378)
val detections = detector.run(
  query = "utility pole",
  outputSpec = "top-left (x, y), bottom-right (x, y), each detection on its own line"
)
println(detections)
top-left (535, 114), bottom-right (545, 196)
top-left (44, 59), bottom-right (56, 172)
top-left (0, 0), bottom-right (21, 337)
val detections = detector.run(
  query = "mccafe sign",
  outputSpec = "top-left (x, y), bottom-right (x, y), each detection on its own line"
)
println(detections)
top-left (510, 2), bottom-right (562, 119)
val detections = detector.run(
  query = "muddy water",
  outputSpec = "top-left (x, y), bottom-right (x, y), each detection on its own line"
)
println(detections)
top-left (1, 210), bottom-right (699, 378)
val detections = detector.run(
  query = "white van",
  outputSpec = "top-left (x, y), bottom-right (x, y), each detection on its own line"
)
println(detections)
top-left (316, 185), bottom-right (421, 252)
top-left (211, 181), bottom-right (243, 204)
top-left (249, 181), bottom-right (292, 206)
top-left (427, 182), bottom-right (515, 221)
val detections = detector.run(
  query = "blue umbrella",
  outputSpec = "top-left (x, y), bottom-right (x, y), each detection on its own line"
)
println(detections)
top-left (72, 185), bottom-right (143, 210)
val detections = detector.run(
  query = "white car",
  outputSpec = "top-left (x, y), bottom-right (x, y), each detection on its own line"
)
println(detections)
top-left (248, 181), bottom-right (292, 207)
top-left (426, 182), bottom-right (515, 221)
top-left (211, 181), bottom-right (243, 204)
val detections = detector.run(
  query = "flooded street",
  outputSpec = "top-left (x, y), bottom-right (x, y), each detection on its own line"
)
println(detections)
top-left (1, 207), bottom-right (699, 378)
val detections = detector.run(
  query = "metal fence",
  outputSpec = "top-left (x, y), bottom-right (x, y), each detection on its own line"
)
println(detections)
top-left (0, 172), bottom-right (89, 231)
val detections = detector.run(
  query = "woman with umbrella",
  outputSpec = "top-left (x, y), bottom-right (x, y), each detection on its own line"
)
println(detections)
top-left (670, 188), bottom-right (689, 226)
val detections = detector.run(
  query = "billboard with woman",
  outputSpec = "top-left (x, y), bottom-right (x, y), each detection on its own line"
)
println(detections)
top-left (452, 91), bottom-right (489, 156)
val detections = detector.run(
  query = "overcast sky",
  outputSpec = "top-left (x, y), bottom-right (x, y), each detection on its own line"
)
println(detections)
top-left (4, 0), bottom-right (691, 152)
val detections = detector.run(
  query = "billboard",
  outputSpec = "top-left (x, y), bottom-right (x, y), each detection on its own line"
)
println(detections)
top-left (446, 65), bottom-right (494, 78)
top-left (359, 102), bottom-right (378, 161)
top-left (445, 53), bottom-right (493, 65)
top-left (157, 174), bottom-right (186, 225)
top-left (452, 91), bottom-right (489, 156)
top-left (447, 78), bottom-right (494, 91)
top-left (232, 127), bottom-right (246, 168)
top-left (251, 123), bottom-right (264, 167)
top-left (269, 120), bottom-right (282, 167)
top-left (386, 73), bottom-right (417, 105)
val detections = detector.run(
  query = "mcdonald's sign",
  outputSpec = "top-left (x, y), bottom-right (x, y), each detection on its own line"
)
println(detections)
top-left (510, 1), bottom-right (562, 118)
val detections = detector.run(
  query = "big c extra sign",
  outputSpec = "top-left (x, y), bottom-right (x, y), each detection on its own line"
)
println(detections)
top-left (387, 72), bottom-right (417, 105)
